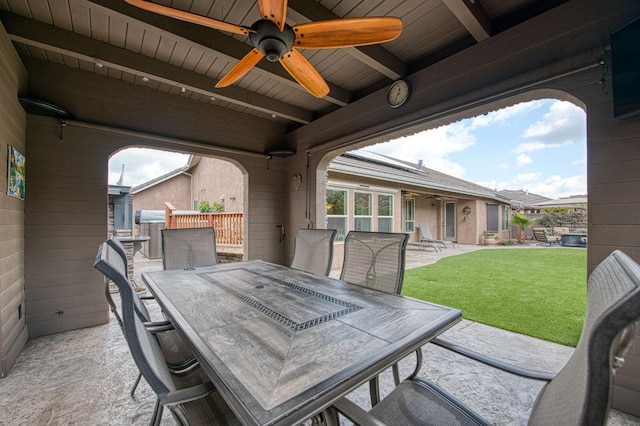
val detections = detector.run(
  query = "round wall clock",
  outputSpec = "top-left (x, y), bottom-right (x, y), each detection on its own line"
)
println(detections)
top-left (387, 79), bottom-right (411, 108)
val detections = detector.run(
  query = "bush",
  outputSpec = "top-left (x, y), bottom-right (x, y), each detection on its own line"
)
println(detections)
top-left (199, 201), bottom-right (210, 213)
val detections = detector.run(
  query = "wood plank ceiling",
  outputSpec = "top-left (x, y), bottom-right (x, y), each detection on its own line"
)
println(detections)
top-left (0, 0), bottom-right (564, 127)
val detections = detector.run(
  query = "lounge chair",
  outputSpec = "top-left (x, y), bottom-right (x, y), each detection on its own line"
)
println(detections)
top-left (161, 227), bottom-right (218, 270)
top-left (418, 224), bottom-right (455, 249)
top-left (331, 250), bottom-right (640, 425)
top-left (533, 227), bottom-right (561, 246)
top-left (290, 228), bottom-right (337, 276)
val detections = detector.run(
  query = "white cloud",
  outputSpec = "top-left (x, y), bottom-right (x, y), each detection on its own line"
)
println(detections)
top-left (367, 122), bottom-right (475, 178)
top-left (521, 100), bottom-right (585, 147)
top-left (488, 172), bottom-right (586, 199)
top-left (470, 100), bottom-right (544, 129)
top-left (109, 148), bottom-right (189, 186)
top-left (516, 154), bottom-right (532, 167)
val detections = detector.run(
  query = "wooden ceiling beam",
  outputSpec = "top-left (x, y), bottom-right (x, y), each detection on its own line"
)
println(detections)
top-left (287, 0), bottom-right (407, 80)
top-left (86, 0), bottom-right (351, 106)
top-left (1, 12), bottom-right (314, 124)
top-left (442, 0), bottom-right (492, 42)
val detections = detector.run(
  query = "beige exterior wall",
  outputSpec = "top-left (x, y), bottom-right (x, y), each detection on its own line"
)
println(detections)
top-left (0, 21), bottom-right (28, 376)
top-left (133, 173), bottom-right (191, 213)
top-left (190, 157), bottom-right (244, 214)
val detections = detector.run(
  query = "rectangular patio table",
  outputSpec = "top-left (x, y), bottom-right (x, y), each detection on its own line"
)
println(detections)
top-left (142, 260), bottom-right (461, 426)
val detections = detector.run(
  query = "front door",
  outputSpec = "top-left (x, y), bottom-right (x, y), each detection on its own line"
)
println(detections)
top-left (444, 202), bottom-right (456, 239)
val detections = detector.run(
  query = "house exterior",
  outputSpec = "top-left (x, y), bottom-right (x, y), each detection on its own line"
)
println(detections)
top-left (131, 155), bottom-right (244, 215)
top-left (327, 151), bottom-right (514, 246)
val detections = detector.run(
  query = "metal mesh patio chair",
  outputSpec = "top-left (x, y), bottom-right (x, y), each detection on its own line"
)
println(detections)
top-left (418, 224), bottom-right (455, 249)
top-left (94, 242), bottom-right (240, 426)
top-left (340, 231), bottom-right (409, 294)
top-left (331, 250), bottom-right (640, 426)
top-left (161, 227), bottom-right (218, 270)
top-left (95, 241), bottom-right (197, 396)
top-left (340, 231), bottom-right (411, 405)
top-left (290, 228), bottom-right (337, 276)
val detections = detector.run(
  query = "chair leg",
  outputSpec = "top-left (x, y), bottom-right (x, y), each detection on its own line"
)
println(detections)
top-left (130, 371), bottom-right (142, 396)
top-left (150, 398), bottom-right (163, 426)
top-left (369, 377), bottom-right (381, 406)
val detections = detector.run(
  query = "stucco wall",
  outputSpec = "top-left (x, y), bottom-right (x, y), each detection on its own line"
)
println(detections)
top-left (132, 173), bottom-right (191, 213)
top-left (191, 157), bottom-right (244, 214)
top-left (0, 21), bottom-right (28, 376)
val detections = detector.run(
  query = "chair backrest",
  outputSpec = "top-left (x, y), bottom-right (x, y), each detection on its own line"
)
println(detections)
top-left (94, 241), bottom-right (151, 323)
top-left (418, 224), bottom-right (433, 240)
top-left (290, 228), bottom-right (337, 276)
top-left (93, 242), bottom-right (176, 396)
top-left (340, 231), bottom-right (409, 294)
top-left (161, 227), bottom-right (218, 270)
top-left (528, 250), bottom-right (640, 425)
top-left (532, 228), bottom-right (549, 242)
top-left (553, 227), bottom-right (570, 235)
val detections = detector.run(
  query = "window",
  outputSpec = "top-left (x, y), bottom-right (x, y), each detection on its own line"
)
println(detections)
top-left (502, 205), bottom-right (510, 231)
top-left (404, 198), bottom-right (415, 232)
top-left (486, 204), bottom-right (499, 232)
top-left (378, 194), bottom-right (393, 232)
top-left (354, 192), bottom-right (372, 231)
top-left (326, 189), bottom-right (347, 240)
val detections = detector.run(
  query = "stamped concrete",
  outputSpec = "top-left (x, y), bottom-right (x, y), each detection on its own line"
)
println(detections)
top-left (1, 245), bottom-right (638, 425)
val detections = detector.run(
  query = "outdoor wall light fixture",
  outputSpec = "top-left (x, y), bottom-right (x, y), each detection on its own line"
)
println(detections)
top-left (463, 205), bottom-right (471, 220)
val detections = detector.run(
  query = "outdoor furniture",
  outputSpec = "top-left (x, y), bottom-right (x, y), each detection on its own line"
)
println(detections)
top-left (93, 242), bottom-right (240, 426)
top-left (340, 231), bottom-right (409, 294)
top-left (141, 260), bottom-right (461, 426)
top-left (560, 233), bottom-right (588, 247)
top-left (290, 228), bottom-right (337, 276)
top-left (407, 241), bottom-right (440, 253)
top-left (331, 250), bottom-right (640, 426)
top-left (418, 224), bottom-right (455, 249)
top-left (339, 231), bottom-right (411, 405)
top-left (533, 228), bottom-right (561, 246)
top-left (94, 241), bottom-right (198, 397)
top-left (161, 227), bottom-right (218, 270)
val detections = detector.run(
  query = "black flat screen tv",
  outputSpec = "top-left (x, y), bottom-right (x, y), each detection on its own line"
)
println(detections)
top-left (611, 16), bottom-right (640, 121)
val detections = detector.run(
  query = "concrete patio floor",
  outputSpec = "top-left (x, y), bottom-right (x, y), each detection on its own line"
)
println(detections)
top-left (1, 244), bottom-right (639, 425)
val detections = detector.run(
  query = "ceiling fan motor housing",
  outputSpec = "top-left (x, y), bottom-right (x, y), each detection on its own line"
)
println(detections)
top-left (250, 20), bottom-right (295, 62)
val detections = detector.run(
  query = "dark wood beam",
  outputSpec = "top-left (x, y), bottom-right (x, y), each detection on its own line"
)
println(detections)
top-left (287, 0), bottom-right (407, 79)
top-left (1, 11), bottom-right (313, 124)
top-left (86, 0), bottom-right (351, 106)
top-left (442, 0), bottom-right (492, 42)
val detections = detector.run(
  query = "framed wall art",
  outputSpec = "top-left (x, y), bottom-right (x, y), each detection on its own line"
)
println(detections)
top-left (7, 146), bottom-right (25, 200)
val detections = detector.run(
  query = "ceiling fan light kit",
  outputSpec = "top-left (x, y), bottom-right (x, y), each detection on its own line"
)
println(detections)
top-left (126, 0), bottom-right (402, 98)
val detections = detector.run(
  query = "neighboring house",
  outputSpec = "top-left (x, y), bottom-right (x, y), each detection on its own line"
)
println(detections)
top-left (498, 189), bottom-right (552, 214)
top-left (131, 155), bottom-right (245, 217)
top-left (326, 151), bottom-right (515, 245)
top-left (533, 194), bottom-right (588, 210)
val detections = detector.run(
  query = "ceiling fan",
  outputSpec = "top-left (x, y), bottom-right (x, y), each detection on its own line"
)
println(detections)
top-left (125, 0), bottom-right (403, 98)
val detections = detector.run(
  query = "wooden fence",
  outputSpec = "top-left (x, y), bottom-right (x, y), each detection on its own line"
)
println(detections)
top-left (164, 202), bottom-right (243, 245)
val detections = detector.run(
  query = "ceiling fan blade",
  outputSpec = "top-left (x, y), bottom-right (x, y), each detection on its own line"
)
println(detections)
top-left (125, 0), bottom-right (251, 36)
top-left (215, 49), bottom-right (264, 88)
top-left (258, 0), bottom-right (288, 32)
top-left (292, 17), bottom-right (402, 49)
top-left (280, 49), bottom-right (329, 98)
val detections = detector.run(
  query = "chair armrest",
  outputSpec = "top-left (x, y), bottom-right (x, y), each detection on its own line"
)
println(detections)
top-left (332, 397), bottom-right (388, 426)
top-left (143, 320), bottom-right (175, 332)
top-left (159, 381), bottom-right (216, 407)
top-left (432, 337), bottom-right (555, 381)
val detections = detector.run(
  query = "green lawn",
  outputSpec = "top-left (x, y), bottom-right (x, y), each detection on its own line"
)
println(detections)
top-left (402, 248), bottom-right (587, 347)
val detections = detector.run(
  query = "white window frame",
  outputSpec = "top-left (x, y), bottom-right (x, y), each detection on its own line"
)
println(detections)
top-left (354, 191), bottom-right (373, 232)
top-left (405, 197), bottom-right (415, 232)
top-left (377, 194), bottom-right (394, 232)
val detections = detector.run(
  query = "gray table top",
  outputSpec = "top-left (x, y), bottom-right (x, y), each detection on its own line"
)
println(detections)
top-left (142, 260), bottom-right (461, 426)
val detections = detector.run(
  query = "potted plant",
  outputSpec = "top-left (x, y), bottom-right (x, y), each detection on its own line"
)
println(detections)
top-left (483, 231), bottom-right (497, 245)
top-left (512, 213), bottom-right (536, 244)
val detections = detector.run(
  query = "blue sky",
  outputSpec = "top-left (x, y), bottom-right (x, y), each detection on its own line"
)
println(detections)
top-left (109, 99), bottom-right (586, 199)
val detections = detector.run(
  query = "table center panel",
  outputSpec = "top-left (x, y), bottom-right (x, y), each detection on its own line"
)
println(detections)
top-left (198, 267), bottom-right (362, 332)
